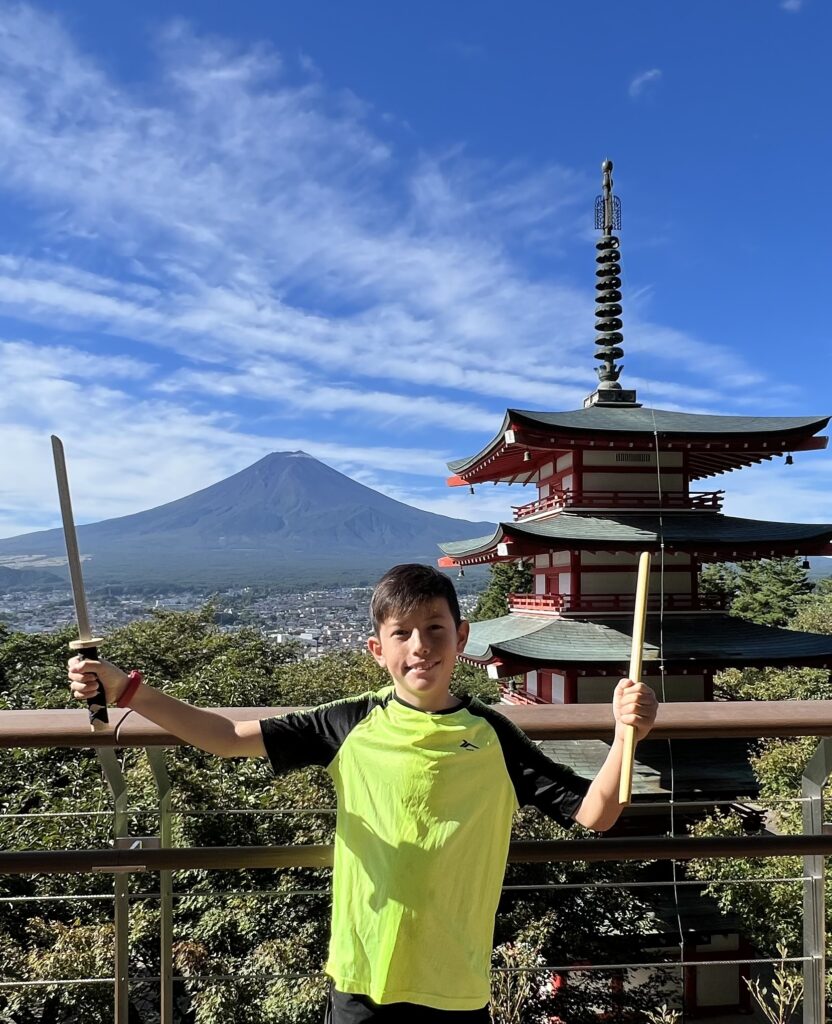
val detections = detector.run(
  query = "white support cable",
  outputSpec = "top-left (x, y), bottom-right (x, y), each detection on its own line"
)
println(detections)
top-left (648, 401), bottom-right (687, 999)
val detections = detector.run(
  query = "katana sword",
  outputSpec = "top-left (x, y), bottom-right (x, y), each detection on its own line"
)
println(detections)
top-left (618, 550), bottom-right (651, 804)
top-left (51, 435), bottom-right (108, 732)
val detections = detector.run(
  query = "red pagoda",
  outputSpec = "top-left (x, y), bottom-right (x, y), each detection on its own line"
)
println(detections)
top-left (439, 160), bottom-right (832, 705)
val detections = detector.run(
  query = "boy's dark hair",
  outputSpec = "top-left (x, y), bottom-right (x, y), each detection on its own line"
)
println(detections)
top-left (371, 564), bottom-right (461, 634)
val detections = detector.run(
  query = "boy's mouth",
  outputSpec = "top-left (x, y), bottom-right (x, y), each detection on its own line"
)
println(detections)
top-left (407, 660), bottom-right (439, 673)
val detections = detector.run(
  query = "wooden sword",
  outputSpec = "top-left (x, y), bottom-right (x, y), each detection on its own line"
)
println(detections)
top-left (51, 435), bottom-right (109, 732)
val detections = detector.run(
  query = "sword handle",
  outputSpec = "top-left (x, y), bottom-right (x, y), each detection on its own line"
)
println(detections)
top-left (72, 641), bottom-right (109, 732)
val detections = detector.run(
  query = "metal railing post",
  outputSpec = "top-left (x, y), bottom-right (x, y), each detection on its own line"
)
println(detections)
top-left (96, 748), bottom-right (130, 1024)
top-left (146, 747), bottom-right (174, 1024)
top-left (801, 738), bottom-right (832, 1024)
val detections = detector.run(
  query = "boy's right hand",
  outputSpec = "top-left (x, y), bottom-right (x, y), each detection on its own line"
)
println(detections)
top-left (68, 656), bottom-right (129, 706)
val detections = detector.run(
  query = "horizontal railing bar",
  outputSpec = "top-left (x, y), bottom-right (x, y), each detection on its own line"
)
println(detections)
top-left (0, 875), bottom-right (809, 905)
top-left (492, 956), bottom-right (812, 974)
top-left (6, 699), bottom-right (832, 747)
top-left (503, 876), bottom-right (809, 891)
top-left (3, 834), bottom-right (832, 874)
top-left (0, 810), bottom-right (118, 819)
top-left (1, 894), bottom-right (119, 903)
top-left (0, 978), bottom-right (116, 988)
top-left (2, 797), bottom-right (806, 820)
top-left (0, 799), bottom-right (807, 828)
top-left (630, 796), bottom-right (808, 808)
top-left (6, 955), bottom-right (808, 990)
top-left (173, 807), bottom-right (337, 816)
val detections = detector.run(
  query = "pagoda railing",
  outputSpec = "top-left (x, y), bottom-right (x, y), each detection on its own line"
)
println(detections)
top-left (507, 592), bottom-right (728, 614)
top-left (3, 703), bottom-right (832, 1024)
top-left (512, 489), bottom-right (724, 520)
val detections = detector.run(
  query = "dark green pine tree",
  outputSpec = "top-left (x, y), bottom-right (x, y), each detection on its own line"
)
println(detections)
top-left (698, 562), bottom-right (739, 609)
top-left (729, 556), bottom-right (814, 627)
top-left (470, 560), bottom-right (533, 622)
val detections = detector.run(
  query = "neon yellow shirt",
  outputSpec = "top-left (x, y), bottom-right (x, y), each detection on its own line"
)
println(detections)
top-left (261, 687), bottom-right (588, 1011)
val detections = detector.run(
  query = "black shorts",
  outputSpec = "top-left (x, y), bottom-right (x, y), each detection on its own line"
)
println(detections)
top-left (325, 986), bottom-right (490, 1023)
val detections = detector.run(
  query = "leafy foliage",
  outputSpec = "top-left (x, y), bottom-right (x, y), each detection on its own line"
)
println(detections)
top-left (687, 581), bottom-right (832, 966)
top-left (470, 562), bottom-right (533, 622)
top-left (698, 562), bottom-right (739, 609)
top-left (745, 943), bottom-right (803, 1024)
top-left (0, 602), bottom-right (666, 1023)
top-left (724, 557), bottom-right (813, 627)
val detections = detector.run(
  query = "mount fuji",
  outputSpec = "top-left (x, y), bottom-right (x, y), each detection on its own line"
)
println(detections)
top-left (0, 452), bottom-right (495, 589)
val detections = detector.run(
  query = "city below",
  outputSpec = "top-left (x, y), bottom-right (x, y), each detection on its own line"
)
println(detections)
top-left (1, 582), bottom-right (480, 655)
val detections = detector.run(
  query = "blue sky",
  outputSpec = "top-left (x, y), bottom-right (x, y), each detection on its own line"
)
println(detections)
top-left (1, 0), bottom-right (830, 539)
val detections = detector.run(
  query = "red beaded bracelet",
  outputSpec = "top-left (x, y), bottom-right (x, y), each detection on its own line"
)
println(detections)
top-left (117, 669), bottom-right (144, 708)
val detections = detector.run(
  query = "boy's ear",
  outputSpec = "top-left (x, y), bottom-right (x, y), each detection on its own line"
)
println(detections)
top-left (367, 635), bottom-right (386, 667)
top-left (456, 619), bottom-right (470, 653)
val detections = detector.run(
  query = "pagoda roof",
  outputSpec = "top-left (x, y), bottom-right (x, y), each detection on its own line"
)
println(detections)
top-left (540, 738), bottom-right (757, 800)
top-left (448, 406), bottom-right (829, 482)
top-left (439, 512), bottom-right (832, 563)
top-left (463, 613), bottom-right (832, 670)
top-left (504, 406), bottom-right (829, 439)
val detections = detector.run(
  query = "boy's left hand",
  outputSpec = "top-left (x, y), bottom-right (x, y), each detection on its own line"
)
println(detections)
top-left (613, 678), bottom-right (658, 742)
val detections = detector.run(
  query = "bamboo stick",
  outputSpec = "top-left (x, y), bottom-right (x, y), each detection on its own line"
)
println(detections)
top-left (619, 551), bottom-right (651, 804)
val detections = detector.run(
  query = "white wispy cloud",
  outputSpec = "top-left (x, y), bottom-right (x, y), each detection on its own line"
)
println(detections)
top-left (629, 68), bottom-right (663, 99)
top-left (780, 0), bottom-right (804, 11)
top-left (157, 363), bottom-right (500, 433)
top-left (0, 5), bottom-right (817, 536)
top-left (722, 457), bottom-right (832, 526)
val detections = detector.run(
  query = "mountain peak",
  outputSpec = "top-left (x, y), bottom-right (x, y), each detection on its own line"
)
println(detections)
top-left (0, 451), bottom-right (496, 587)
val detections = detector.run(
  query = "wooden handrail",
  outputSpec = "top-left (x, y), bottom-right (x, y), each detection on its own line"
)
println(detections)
top-left (5, 700), bottom-right (832, 747)
top-left (506, 593), bottom-right (728, 613)
top-left (512, 489), bottom-right (724, 519)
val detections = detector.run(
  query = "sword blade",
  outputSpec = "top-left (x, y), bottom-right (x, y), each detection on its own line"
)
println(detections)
top-left (51, 435), bottom-right (93, 643)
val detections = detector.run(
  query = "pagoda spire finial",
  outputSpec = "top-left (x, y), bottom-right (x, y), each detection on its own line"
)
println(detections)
top-left (584, 159), bottom-right (639, 408)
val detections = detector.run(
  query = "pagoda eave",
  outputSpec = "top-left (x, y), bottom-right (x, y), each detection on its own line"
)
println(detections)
top-left (469, 652), bottom-right (832, 675)
top-left (439, 513), bottom-right (832, 566)
top-left (447, 408), bottom-right (830, 485)
top-left (463, 613), bottom-right (832, 672)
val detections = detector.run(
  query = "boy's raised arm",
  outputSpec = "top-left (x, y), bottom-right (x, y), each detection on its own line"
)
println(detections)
top-left (67, 656), bottom-right (266, 758)
top-left (573, 677), bottom-right (657, 832)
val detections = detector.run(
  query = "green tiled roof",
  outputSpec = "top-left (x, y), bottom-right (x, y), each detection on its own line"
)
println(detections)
top-left (448, 406), bottom-right (829, 473)
top-left (465, 613), bottom-right (832, 666)
top-left (539, 738), bottom-right (757, 799)
top-left (439, 512), bottom-right (832, 558)
top-left (508, 406), bottom-right (829, 436)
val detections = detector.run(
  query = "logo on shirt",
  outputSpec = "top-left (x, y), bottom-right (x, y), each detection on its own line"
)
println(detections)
top-left (459, 739), bottom-right (480, 750)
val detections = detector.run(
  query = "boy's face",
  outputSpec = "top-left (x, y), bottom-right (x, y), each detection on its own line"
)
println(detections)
top-left (367, 597), bottom-right (470, 711)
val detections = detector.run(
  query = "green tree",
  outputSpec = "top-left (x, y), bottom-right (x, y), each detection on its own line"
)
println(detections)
top-left (0, 604), bottom-right (690, 1024)
top-left (698, 562), bottom-right (739, 609)
top-left (470, 562), bottom-right (533, 622)
top-left (687, 583), bottom-right (832, 965)
top-left (729, 557), bottom-right (814, 627)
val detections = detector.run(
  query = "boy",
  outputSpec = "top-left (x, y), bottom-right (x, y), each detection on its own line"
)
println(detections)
top-left (68, 563), bottom-right (658, 1023)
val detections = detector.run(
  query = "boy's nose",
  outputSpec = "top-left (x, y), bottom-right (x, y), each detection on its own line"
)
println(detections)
top-left (411, 632), bottom-right (430, 655)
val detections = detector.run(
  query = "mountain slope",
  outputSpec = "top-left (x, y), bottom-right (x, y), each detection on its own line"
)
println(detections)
top-left (0, 452), bottom-right (495, 587)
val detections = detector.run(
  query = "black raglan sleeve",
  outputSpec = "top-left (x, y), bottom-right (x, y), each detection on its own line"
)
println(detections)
top-left (469, 701), bottom-right (591, 827)
top-left (259, 692), bottom-right (376, 775)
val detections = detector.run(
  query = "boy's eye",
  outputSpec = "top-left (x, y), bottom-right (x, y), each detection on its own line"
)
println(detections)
top-left (392, 629), bottom-right (408, 637)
